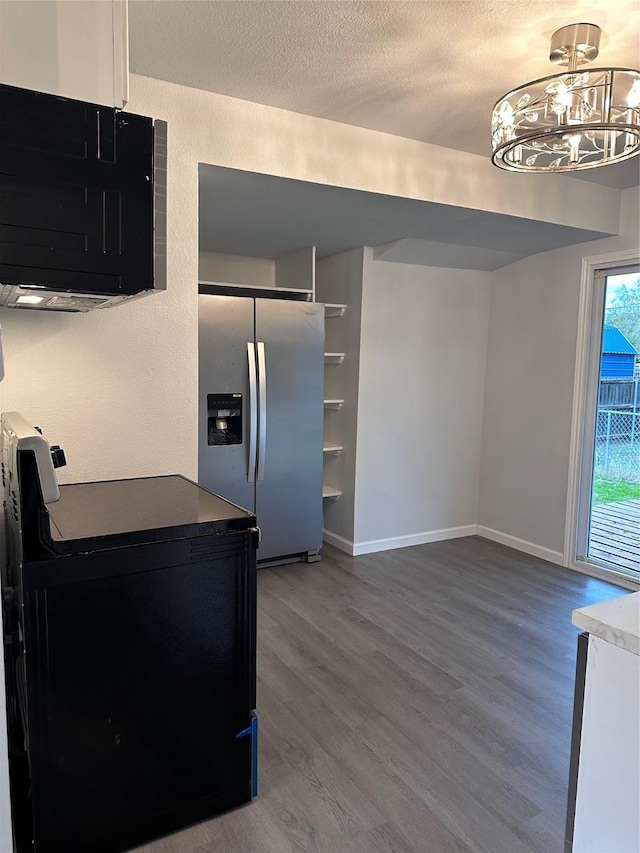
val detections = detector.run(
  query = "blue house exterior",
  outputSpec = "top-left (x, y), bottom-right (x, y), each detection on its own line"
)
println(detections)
top-left (601, 325), bottom-right (638, 378)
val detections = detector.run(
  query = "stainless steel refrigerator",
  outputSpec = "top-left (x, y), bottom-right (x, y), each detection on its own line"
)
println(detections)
top-left (198, 291), bottom-right (324, 565)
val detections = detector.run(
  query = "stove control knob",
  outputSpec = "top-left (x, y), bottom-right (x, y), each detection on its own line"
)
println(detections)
top-left (50, 445), bottom-right (67, 469)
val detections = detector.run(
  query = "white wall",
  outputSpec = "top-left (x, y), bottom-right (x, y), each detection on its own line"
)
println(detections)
top-left (199, 251), bottom-right (275, 288)
top-left (479, 188), bottom-right (640, 559)
top-left (198, 250), bottom-right (314, 292)
top-left (0, 264), bottom-right (194, 487)
top-left (130, 81), bottom-right (621, 237)
top-left (353, 250), bottom-right (491, 553)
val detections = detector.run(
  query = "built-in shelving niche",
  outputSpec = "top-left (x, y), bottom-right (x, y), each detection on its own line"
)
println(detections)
top-left (321, 294), bottom-right (346, 508)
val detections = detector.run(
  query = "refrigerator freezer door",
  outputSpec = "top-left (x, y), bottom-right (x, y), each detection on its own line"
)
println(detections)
top-left (254, 299), bottom-right (324, 561)
top-left (198, 294), bottom-right (256, 512)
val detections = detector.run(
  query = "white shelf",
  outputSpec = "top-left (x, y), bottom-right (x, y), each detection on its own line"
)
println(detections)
top-left (324, 303), bottom-right (346, 317)
top-left (199, 280), bottom-right (312, 300)
top-left (322, 299), bottom-right (346, 509)
top-left (323, 443), bottom-right (343, 453)
top-left (323, 485), bottom-right (342, 499)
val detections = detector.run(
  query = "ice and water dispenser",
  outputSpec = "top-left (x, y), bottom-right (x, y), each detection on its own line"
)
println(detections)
top-left (207, 393), bottom-right (243, 445)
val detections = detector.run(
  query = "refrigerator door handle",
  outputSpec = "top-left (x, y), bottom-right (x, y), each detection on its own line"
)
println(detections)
top-left (247, 342), bottom-right (258, 483)
top-left (257, 341), bottom-right (267, 482)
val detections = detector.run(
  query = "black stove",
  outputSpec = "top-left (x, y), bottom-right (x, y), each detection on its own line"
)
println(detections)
top-left (1, 413), bottom-right (258, 853)
top-left (48, 474), bottom-right (254, 552)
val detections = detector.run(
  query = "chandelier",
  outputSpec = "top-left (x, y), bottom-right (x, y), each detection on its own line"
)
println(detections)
top-left (491, 23), bottom-right (640, 173)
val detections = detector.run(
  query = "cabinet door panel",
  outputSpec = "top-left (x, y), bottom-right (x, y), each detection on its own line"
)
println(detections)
top-left (25, 541), bottom-right (254, 852)
top-left (0, 85), bottom-right (153, 295)
top-left (0, 0), bottom-right (128, 108)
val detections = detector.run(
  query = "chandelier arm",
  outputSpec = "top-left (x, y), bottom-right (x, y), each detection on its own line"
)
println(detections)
top-left (604, 71), bottom-right (613, 123)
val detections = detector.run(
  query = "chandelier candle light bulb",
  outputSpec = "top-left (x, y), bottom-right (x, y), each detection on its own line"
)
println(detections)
top-left (491, 23), bottom-right (640, 172)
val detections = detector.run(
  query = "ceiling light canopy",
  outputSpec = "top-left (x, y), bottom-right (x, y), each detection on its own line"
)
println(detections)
top-left (491, 23), bottom-right (640, 173)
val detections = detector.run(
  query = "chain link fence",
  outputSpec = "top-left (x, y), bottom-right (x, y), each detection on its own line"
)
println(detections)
top-left (595, 409), bottom-right (640, 480)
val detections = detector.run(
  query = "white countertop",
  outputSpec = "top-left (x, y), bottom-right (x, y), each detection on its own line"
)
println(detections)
top-left (573, 592), bottom-right (640, 656)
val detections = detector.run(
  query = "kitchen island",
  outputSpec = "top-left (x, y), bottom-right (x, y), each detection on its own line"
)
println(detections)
top-left (566, 591), bottom-right (639, 853)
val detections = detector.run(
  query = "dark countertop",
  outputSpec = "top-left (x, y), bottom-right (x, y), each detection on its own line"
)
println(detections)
top-left (46, 474), bottom-right (255, 554)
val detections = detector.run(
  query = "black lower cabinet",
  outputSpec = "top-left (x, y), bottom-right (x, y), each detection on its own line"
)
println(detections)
top-left (7, 476), bottom-right (258, 853)
top-left (564, 631), bottom-right (589, 853)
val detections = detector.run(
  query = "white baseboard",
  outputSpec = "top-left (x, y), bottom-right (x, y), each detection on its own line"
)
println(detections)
top-left (322, 529), bottom-right (356, 555)
top-left (354, 525), bottom-right (477, 556)
top-left (325, 523), bottom-right (568, 566)
top-left (323, 525), bottom-right (477, 557)
top-left (477, 525), bottom-right (564, 566)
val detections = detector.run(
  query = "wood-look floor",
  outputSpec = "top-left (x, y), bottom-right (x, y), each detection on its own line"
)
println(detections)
top-left (133, 536), bottom-right (624, 853)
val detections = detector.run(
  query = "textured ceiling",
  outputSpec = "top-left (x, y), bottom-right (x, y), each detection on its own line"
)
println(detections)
top-left (130, 0), bottom-right (640, 187)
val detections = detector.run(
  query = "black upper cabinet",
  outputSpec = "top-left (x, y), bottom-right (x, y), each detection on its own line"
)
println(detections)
top-left (0, 83), bottom-right (163, 300)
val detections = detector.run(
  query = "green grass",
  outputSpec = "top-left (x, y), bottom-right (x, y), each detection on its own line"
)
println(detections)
top-left (593, 478), bottom-right (640, 504)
